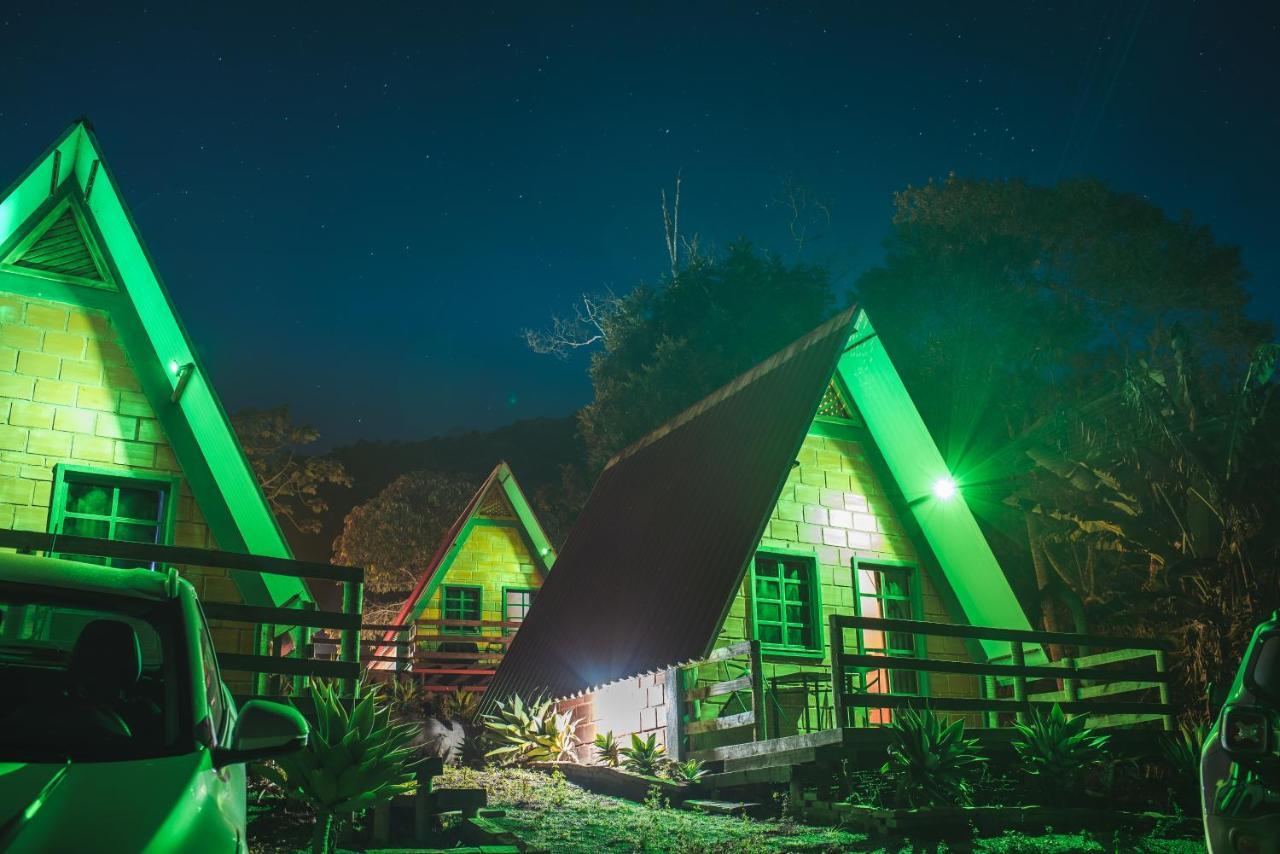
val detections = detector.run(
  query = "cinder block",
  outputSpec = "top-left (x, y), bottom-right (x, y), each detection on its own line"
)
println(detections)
top-left (93, 340), bottom-right (127, 366)
top-left (59, 359), bottom-right (101, 386)
top-left (71, 434), bottom-right (114, 463)
top-left (802, 505), bottom-right (828, 526)
top-left (16, 351), bottom-right (60, 379)
top-left (66, 311), bottom-right (111, 336)
top-left (104, 365), bottom-right (141, 392)
top-left (113, 440), bottom-right (154, 467)
top-left (0, 426), bottom-right (24, 453)
top-left (24, 303), bottom-right (67, 330)
top-left (12, 504), bottom-right (47, 531)
top-left (53, 407), bottom-right (96, 433)
top-left (77, 386), bottom-right (117, 412)
top-left (95, 414), bottom-right (138, 440)
top-left (33, 378), bottom-right (76, 406)
top-left (0, 346), bottom-right (17, 372)
top-left (0, 478), bottom-right (34, 504)
top-left (828, 509), bottom-right (853, 529)
top-left (9, 401), bottom-right (54, 429)
top-left (796, 524), bottom-right (822, 545)
top-left (822, 528), bottom-right (847, 548)
top-left (118, 391), bottom-right (154, 418)
top-left (0, 325), bottom-right (42, 350)
top-left (26, 429), bottom-right (71, 457)
top-left (0, 373), bottom-right (36, 399)
top-left (42, 331), bottom-right (85, 359)
top-left (853, 513), bottom-right (878, 533)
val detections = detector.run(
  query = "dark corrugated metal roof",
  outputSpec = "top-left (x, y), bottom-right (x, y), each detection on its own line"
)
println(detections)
top-left (487, 307), bottom-right (858, 702)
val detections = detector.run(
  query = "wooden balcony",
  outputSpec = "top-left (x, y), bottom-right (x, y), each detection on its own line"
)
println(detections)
top-left (362, 618), bottom-right (524, 693)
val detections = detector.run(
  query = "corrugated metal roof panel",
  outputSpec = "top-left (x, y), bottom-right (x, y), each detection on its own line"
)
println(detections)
top-left (488, 307), bottom-right (857, 702)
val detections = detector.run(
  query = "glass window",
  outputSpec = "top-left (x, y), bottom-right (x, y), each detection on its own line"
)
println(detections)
top-left (1251, 634), bottom-right (1280, 701)
top-left (52, 470), bottom-right (172, 570)
top-left (0, 587), bottom-right (191, 762)
top-left (197, 623), bottom-right (227, 745)
top-left (751, 554), bottom-right (818, 652)
top-left (505, 588), bottom-right (536, 624)
top-left (855, 562), bottom-right (921, 704)
top-left (442, 586), bottom-right (481, 635)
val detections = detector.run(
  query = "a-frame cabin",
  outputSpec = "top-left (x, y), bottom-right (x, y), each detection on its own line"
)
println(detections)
top-left (372, 462), bottom-right (555, 695)
top-left (0, 121), bottom-right (313, 676)
top-left (490, 308), bottom-right (1172, 766)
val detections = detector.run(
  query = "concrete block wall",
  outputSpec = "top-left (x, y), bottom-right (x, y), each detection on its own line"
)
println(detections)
top-left (0, 292), bottom-right (252, 661)
top-left (416, 520), bottom-right (543, 626)
top-left (556, 669), bottom-right (671, 764)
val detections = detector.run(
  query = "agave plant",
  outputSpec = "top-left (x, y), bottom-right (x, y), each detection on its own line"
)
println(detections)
top-left (881, 707), bottom-right (986, 808)
top-left (594, 730), bottom-right (621, 767)
top-left (481, 694), bottom-right (580, 765)
top-left (259, 679), bottom-right (419, 854)
top-left (1011, 703), bottom-right (1110, 797)
top-left (440, 687), bottom-right (482, 726)
top-left (620, 732), bottom-right (667, 776)
top-left (668, 758), bottom-right (708, 784)
top-left (1160, 721), bottom-right (1208, 780)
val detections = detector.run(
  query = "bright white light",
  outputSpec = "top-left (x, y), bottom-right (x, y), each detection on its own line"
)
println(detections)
top-left (932, 477), bottom-right (957, 501)
top-left (168, 359), bottom-right (180, 375)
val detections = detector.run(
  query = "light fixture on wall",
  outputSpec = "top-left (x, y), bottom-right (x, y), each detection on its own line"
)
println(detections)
top-left (932, 476), bottom-right (957, 501)
top-left (168, 360), bottom-right (195, 403)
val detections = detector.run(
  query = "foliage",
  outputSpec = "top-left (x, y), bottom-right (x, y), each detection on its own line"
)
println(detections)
top-left (593, 730), bottom-right (620, 767)
top-left (1160, 721), bottom-right (1209, 780)
top-left (481, 694), bottom-right (580, 765)
top-left (1011, 704), bottom-right (1110, 796)
top-left (880, 707), bottom-right (986, 808)
top-left (854, 174), bottom-right (1273, 710)
top-left (529, 241), bottom-right (835, 468)
top-left (258, 680), bottom-right (418, 854)
top-left (332, 469), bottom-right (481, 594)
top-left (376, 675), bottom-right (427, 724)
top-left (440, 687), bottom-right (482, 726)
top-left (618, 732), bottom-right (667, 776)
top-left (667, 758), bottom-right (708, 784)
top-left (232, 406), bottom-right (352, 533)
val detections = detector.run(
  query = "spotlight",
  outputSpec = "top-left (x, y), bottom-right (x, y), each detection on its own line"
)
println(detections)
top-left (932, 477), bottom-right (957, 501)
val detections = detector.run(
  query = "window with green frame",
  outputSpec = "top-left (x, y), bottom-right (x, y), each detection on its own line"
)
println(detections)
top-left (441, 585), bottom-right (482, 635)
top-left (504, 587), bottom-right (536, 627)
top-left (48, 466), bottom-right (177, 570)
top-left (853, 561), bottom-right (921, 696)
top-left (751, 552), bottom-right (820, 653)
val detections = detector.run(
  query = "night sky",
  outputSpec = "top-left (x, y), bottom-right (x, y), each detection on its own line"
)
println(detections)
top-left (2, 2), bottom-right (1276, 445)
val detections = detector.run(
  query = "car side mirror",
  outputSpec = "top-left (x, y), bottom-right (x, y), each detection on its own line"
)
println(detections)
top-left (1207, 681), bottom-right (1229, 717)
top-left (212, 700), bottom-right (309, 768)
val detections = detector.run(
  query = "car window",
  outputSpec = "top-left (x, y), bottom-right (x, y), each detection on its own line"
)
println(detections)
top-left (0, 586), bottom-right (192, 762)
top-left (1251, 633), bottom-right (1280, 700)
top-left (197, 623), bottom-right (228, 744)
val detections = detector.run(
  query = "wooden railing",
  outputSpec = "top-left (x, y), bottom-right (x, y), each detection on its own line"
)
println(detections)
top-left (669, 640), bottom-right (765, 761)
top-left (829, 614), bottom-right (1175, 731)
top-left (0, 528), bottom-right (366, 698)
top-left (361, 618), bottom-right (523, 692)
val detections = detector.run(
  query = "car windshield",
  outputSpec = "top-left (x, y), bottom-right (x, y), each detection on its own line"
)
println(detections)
top-left (0, 585), bottom-right (192, 762)
top-left (1252, 632), bottom-right (1280, 701)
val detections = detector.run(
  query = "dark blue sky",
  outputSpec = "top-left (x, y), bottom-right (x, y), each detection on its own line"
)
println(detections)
top-left (2, 2), bottom-right (1275, 444)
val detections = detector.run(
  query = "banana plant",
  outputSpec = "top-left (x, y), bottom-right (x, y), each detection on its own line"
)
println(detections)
top-left (258, 680), bottom-right (419, 854)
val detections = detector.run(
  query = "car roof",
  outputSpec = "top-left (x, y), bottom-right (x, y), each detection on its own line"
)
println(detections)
top-left (0, 552), bottom-right (186, 602)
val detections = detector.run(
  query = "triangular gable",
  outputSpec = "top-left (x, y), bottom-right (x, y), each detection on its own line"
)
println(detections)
top-left (833, 311), bottom-right (1030, 659)
top-left (489, 306), bottom-right (1030, 703)
top-left (0, 121), bottom-right (304, 608)
top-left (371, 462), bottom-right (555, 669)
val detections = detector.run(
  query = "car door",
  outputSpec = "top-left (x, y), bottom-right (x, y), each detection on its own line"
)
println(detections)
top-left (194, 614), bottom-right (247, 852)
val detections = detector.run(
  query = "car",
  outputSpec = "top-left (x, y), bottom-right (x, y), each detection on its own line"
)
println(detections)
top-left (0, 551), bottom-right (309, 853)
top-left (1202, 609), bottom-right (1280, 854)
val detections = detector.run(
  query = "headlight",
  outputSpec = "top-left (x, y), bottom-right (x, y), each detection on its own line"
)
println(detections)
top-left (1221, 705), bottom-right (1271, 757)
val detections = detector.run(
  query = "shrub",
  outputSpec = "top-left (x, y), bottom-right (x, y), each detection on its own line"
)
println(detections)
top-left (481, 694), bottom-right (580, 765)
top-left (668, 758), bottom-right (708, 784)
top-left (881, 707), bottom-right (986, 807)
top-left (620, 732), bottom-right (666, 775)
top-left (259, 680), bottom-right (419, 854)
top-left (594, 730), bottom-right (621, 767)
top-left (1011, 703), bottom-right (1109, 799)
top-left (440, 687), bottom-right (481, 726)
top-left (1160, 721), bottom-right (1208, 780)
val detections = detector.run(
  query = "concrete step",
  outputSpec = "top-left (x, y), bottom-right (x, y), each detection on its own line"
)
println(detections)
top-left (682, 799), bottom-right (762, 817)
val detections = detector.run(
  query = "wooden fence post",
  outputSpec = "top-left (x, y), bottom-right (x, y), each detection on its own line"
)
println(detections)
top-left (1155, 649), bottom-right (1174, 732)
top-left (665, 666), bottom-right (685, 761)
top-left (829, 615), bottom-right (846, 730)
top-left (1062, 656), bottom-right (1079, 710)
top-left (982, 675), bottom-right (999, 729)
top-left (748, 639), bottom-right (766, 743)
top-left (341, 579), bottom-right (364, 697)
top-left (1010, 641), bottom-right (1028, 724)
top-left (253, 623), bottom-right (272, 697)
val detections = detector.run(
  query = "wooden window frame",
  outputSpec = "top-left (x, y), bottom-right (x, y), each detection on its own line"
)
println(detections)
top-left (749, 549), bottom-right (824, 659)
top-left (47, 464), bottom-right (180, 570)
top-left (440, 584), bottom-right (483, 636)
top-left (502, 586), bottom-right (536, 633)
top-left (851, 557), bottom-right (928, 700)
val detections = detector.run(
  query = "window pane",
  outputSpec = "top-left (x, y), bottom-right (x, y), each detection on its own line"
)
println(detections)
top-left (63, 517), bottom-right (109, 538)
top-left (783, 584), bottom-right (803, 602)
top-left (759, 624), bottom-right (782, 644)
top-left (116, 523), bottom-right (160, 544)
top-left (755, 560), bottom-right (780, 578)
top-left (758, 602), bottom-right (781, 622)
top-left (117, 487), bottom-right (162, 522)
top-left (66, 482), bottom-right (111, 516)
top-left (783, 562), bottom-right (803, 581)
top-left (786, 604), bottom-right (806, 623)
top-left (786, 626), bottom-right (806, 647)
top-left (755, 579), bottom-right (780, 600)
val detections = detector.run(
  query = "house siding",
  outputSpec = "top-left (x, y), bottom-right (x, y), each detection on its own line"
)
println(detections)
top-left (0, 291), bottom-right (252, 664)
top-left (709, 425), bottom-right (981, 727)
top-left (415, 520), bottom-right (543, 628)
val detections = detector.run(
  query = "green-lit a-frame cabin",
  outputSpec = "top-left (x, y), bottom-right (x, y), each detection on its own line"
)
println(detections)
top-left (489, 307), bottom-right (1173, 769)
top-left (0, 121), bottom-right (331, 688)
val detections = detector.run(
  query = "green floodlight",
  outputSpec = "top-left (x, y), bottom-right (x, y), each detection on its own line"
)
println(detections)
top-left (932, 476), bottom-right (957, 501)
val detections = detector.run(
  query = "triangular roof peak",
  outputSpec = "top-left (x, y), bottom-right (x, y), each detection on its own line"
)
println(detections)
top-left (0, 121), bottom-right (304, 607)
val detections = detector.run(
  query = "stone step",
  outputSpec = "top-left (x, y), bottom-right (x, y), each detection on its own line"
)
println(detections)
top-left (682, 799), bottom-right (763, 816)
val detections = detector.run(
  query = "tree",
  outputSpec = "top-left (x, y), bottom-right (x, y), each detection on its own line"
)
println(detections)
top-left (854, 174), bottom-right (1269, 673)
top-left (232, 406), bottom-right (352, 534)
top-left (561, 240), bottom-right (835, 467)
top-left (332, 470), bottom-right (481, 599)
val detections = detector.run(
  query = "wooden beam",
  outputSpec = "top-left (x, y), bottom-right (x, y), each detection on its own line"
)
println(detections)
top-left (685, 711), bottom-right (755, 736)
top-left (202, 602), bottom-right (360, 632)
top-left (219, 653), bottom-right (359, 679)
top-left (829, 613), bottom-right (1171, 651)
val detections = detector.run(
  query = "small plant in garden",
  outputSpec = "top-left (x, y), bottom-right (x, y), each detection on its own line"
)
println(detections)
top-left (881, 707), bottom-right (986, 808)
top-left (642, 783), bottom-right (670, 810)
top-left (1011, 703), bottom-right (1109, 799)
top-left (482, 694), bottom-right (580, 765)
top-left (593, 730), bottom-right (621, 767)
top-left (440, 686), bottom-right (481, 725)
top-left (259, 679), bottom-right (419, 854)
top-left (619, 732), bottom-right (666, 775)
top-left (1160, 720), bottom-right (1208, 780)
top-left (668, 758), bottom-right (708, 784)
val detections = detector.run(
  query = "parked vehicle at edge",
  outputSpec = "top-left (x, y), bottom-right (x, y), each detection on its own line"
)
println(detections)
top-left (1202, 609), bottom-right (1280, 853)
top-left (0, 552), bottom-right (308, 853)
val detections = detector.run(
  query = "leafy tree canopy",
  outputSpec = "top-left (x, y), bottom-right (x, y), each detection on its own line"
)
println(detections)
top-left (333, 469), bottom-right (481, 595)
top-left (575, 240), bottom-right (836, 467)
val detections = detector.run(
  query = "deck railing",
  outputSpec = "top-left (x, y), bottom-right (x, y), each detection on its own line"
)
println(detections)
top-left (829, 613), bottom-right (1175, 731)
top-left (669, 639), bottom-right (766, 760)
top-left (364, 618), bottom-right (523, 692)
top-left (0, 528), bottom-right (366, 698)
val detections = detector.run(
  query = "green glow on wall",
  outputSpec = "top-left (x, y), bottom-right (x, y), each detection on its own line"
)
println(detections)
top-left (932, 476), bottom-right (957, 501)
